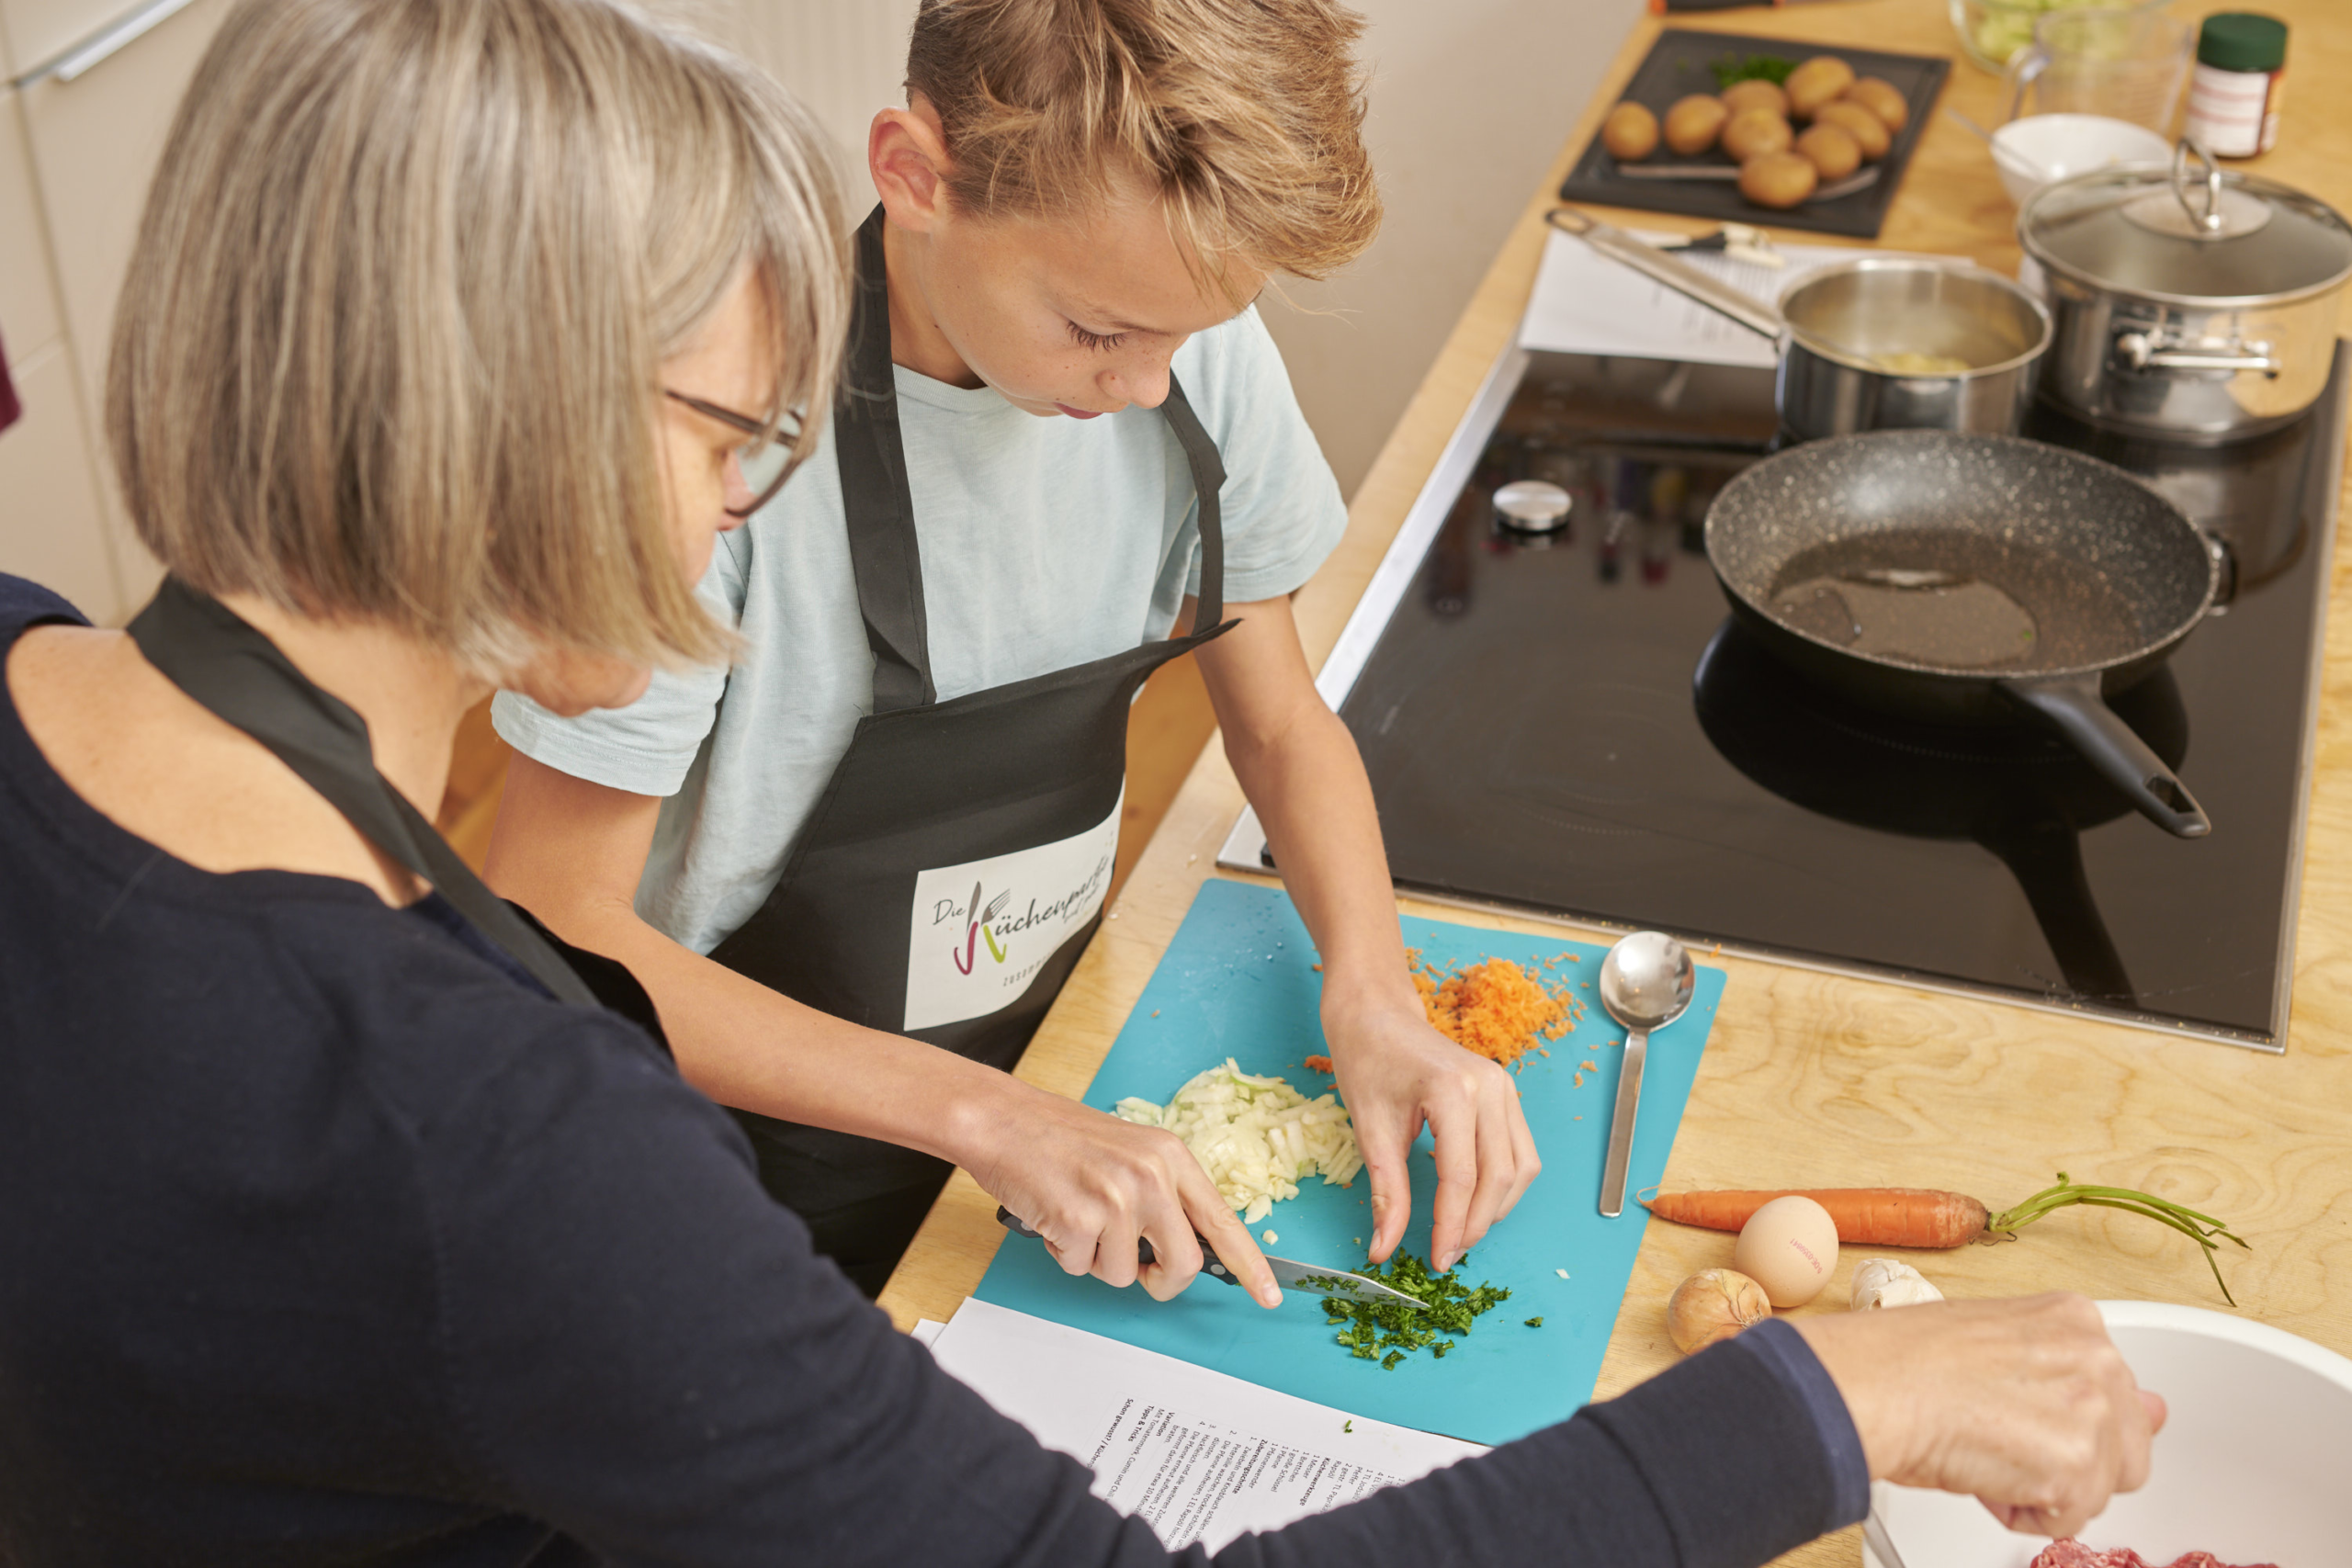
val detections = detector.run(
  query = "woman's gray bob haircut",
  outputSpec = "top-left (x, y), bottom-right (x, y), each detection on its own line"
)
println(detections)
top-left (107, 0), bottom-right (848, 671)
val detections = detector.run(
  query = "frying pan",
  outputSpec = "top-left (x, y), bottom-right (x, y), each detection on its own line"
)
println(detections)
top-left (1703, 430), bottom-right (2219, 838)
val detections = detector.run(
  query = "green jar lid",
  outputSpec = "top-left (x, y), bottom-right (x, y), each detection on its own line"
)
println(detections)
top-left (2198, 13), bottom-right (2288, 73)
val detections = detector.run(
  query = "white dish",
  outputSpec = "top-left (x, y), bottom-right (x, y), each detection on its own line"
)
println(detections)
top-left (1866, 1300), bottom-right (2352, 1567)
top-left (1991, 115), bottom-right (2175, 208)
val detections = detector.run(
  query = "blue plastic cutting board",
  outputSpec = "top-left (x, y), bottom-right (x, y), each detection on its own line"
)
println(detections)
top-left (974, 879), bottom-right (1725, 1446)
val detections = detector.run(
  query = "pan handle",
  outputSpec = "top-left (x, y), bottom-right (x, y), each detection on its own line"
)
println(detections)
top-left (1997, 676), bottom-right (2211, 839)
top-left (1546, 208), bottom-right (1785, 341)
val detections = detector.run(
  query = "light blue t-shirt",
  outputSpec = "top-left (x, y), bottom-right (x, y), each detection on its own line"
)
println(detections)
top-left (493, 307), bottom-right (1347, 954)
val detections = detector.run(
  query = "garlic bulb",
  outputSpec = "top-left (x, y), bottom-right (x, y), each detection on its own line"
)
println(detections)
top-left (1666, 1268), bottom-right (1773, 1354)
top-left (1849, 1258), bottom-right (1944, 1311)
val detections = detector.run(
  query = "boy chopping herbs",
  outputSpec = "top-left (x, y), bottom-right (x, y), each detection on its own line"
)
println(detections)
top-left (485, 0), bottom-right (1538, 1297)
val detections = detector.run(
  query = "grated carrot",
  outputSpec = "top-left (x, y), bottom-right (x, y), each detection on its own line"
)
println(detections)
top-left (1407, 948), bottom-right (1578, 1071)
top-left (1302, 1054), bottom-right (1335, 1075)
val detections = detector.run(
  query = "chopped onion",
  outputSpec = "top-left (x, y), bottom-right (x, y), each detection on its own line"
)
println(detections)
top-left (1114, 1058), bottom-right (1363, 1224)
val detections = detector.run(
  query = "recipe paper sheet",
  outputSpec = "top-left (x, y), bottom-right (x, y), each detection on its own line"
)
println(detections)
top-left (928, 1299), bottom-right (1483, 1552)
top-left (972, 880), bottom-right (1726, 1447)
top-left (1521, 227), bottom-right (1925, 367)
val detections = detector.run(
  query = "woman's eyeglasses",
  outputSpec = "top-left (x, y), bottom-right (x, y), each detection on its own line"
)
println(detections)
top-left (666, 389), bottom-right (801, 518)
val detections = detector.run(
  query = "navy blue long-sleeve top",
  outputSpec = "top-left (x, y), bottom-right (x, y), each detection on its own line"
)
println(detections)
top-left (0, 575), bottom-right (1866, 1566)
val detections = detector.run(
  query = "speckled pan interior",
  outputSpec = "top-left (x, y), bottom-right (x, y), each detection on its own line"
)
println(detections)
top-left (1705, 429), bottom-right (2215, 679)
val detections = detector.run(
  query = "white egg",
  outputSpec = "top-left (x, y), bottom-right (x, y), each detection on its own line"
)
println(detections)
top-left (1733, 1195), bottom-right (1840, 1307)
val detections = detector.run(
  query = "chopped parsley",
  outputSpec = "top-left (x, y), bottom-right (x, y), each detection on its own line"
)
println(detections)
top-left (1319, 1250), bottom-right (1512, 1370)
top-left (1524, 1316), bottom-right (1544, 1328)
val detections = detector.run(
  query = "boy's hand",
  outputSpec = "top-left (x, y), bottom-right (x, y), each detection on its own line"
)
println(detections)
top-left (964, 1081), bottom-right (1283, 1307)
top-left (1191, 592), bottom-right (1539, 1270)
top-left (1793, 1293), bottom-right (2163, 1539)
top-left (1322, 988), bottom-right (1540, 1270)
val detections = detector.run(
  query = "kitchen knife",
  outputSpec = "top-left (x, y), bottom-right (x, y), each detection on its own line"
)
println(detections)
top-left (994, 1207), bottom-right (1426, 1313)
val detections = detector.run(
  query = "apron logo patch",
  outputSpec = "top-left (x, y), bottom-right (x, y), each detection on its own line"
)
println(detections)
top-left (903, 792), bottom-right (1123, 1032)
top-left (949, 884), bottom-right (1014, 976)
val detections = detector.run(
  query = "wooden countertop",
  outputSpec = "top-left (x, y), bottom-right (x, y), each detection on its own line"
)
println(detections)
top-left (883, 4), bottom-right (2352, 1562)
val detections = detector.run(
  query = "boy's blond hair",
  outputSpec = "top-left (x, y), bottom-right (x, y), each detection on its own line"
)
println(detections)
top-left (905, 0), bottom-right (1379, 292)
top-left (108, 0), bottom-right (848, 673)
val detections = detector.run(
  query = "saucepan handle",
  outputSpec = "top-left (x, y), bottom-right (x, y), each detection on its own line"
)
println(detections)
top-left (1997, 677), bottom-right (2211, 839)
top-left (1546, 208), bottom-right (1785, 340)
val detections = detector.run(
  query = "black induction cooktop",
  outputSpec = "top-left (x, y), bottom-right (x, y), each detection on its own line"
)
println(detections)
top-left (1224, 346), bottom-right (2344, 1048)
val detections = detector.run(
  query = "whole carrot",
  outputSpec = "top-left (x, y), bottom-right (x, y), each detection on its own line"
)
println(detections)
top-left (1642, 1174), bottom-right (2248, 1304)
top-left (1645, 1188), bottom-right (1990, 1247)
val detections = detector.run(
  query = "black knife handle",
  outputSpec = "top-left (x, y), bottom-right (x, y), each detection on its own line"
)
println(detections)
top-left (993, 1206), bottom-right (1243, 1287)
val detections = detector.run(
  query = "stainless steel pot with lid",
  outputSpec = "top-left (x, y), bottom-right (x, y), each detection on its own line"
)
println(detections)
top-left (2020, 142), bottom-right (2352, 441)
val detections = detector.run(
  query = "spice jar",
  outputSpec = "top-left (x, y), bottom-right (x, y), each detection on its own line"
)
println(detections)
top-left (2185, 13), bottom-right (2289, 159)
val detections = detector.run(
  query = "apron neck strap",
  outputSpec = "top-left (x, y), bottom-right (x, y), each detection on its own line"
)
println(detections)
top-left (838, 206), bottom-right (935, 714)
top-left (125, 579), bottom-right (597, 1008)
top-left (836, 204), bottom-right (1231, 716)
top-left (1153, 378), bottom-right (1225, 635)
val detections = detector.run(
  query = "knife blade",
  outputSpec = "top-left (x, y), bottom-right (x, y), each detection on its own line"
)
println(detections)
top-left (994, 1207), bottom-right (1426, 1313)
top-left (1860, 1506), bottom-right (1910, 1568)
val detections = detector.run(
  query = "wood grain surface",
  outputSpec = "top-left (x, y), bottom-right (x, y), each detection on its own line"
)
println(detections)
top-left (883, 5), bottom-right (2352, 1563)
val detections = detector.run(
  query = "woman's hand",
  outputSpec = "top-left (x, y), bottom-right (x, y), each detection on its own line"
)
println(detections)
top-left (1322, 988), bottom-right (1541, 1270)
top-left (959, 1081), bottom-right (1282, 1307)
top-left (1794, 1292), bottom-right (2165, 1540)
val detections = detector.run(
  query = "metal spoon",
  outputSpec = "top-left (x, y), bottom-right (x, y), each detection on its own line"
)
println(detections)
top-left (1596, 931), bottom-right (1698, 1218)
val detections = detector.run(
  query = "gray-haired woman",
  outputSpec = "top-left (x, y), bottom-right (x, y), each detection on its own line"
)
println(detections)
top-left (0, 0), bottom-right (2161, 1560)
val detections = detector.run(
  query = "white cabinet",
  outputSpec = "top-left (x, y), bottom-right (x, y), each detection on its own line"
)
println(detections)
top-left (1, 0), bottom-right (142, 78)
top-left (0, 340), bottom-right (113, 616)
top-left (0, 0), bottom-right (224, 620)
top-left (0, 91), bottom-right (60, 352)
top-left (2, 76), bottom-right (120, 619)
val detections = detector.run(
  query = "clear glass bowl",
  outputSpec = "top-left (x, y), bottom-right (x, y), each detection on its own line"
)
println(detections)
top-left (1949, 0), bottom-right (2173, 73)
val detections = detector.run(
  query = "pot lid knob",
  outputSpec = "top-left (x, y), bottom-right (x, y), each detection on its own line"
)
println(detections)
top-left (1493, 479), bottom-right (1573, 534)
top-left (2124, 139), bottom-right (2273, 242)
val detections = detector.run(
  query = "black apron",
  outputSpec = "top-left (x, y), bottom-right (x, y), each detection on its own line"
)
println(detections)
top-left (707, 207), bottom-right (1235, 1295)
top-left (123, 579), bottom-right (665, 1043)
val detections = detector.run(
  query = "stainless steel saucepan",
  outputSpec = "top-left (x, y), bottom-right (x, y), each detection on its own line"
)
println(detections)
top-left (1548, 207), bottom-right (2053, 442)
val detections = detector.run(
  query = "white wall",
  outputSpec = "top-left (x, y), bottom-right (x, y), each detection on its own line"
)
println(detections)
top-left (688, 0), bottom-right (1643, 501)
top-left (655, 0), bottom-right (919, 190)
top-left (1261, 0), bottom-right (1645, 499)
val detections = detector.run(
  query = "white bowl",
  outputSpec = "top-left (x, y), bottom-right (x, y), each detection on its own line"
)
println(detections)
top-left (1867, 1301), bottom-right (2352, 1567)
top-left (1990, 115), bottom-right (2176, 207)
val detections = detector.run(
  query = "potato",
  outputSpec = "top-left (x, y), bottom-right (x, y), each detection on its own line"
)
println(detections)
top-left (1814, 100), bottom-right (1892, 162)
top-left (1794, 122), bottom-right (1861, 182)
top-left (1721, 107), bottom-right (1792, 163)
top-left (1662, 94), bottom-right (1730, 156)
top-left (1720, 78), bottom-right (1789, 119)
top-left (1738, 150), bottom-right (1819, 210)
top-left (1602, 101), bottom-right (1660, 162)
top-left (1784, 55), bottom-right (1856, 120)
top-left (1841, 77), bottom-right (1909, 135)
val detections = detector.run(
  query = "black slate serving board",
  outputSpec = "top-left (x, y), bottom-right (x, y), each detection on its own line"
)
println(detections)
top-left (1557, 29), bottom-right (1951, 240)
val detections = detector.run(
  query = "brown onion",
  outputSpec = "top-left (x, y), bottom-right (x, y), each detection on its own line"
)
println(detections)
top-left (1666, 1268), bottom-right (1774, 1354)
